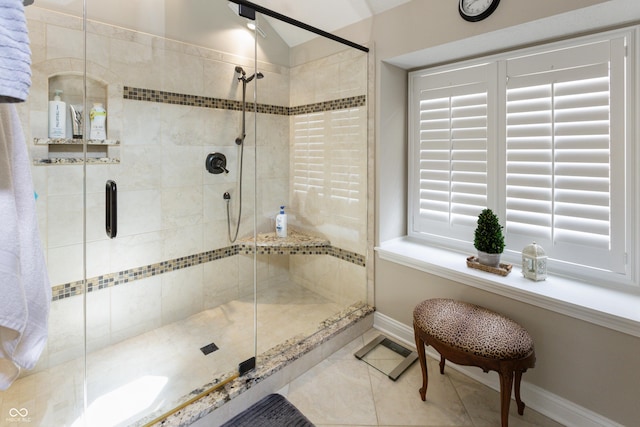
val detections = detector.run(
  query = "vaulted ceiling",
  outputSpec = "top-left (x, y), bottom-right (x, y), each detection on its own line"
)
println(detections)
top-left (251, 0), bottom-right (411, 46)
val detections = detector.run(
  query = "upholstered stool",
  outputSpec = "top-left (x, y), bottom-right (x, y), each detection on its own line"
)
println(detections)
top-left (413, 298), bottom-right (535, 427)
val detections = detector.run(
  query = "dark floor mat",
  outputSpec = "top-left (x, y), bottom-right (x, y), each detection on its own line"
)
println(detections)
top-left (221, 393), bottom-right (314, 427)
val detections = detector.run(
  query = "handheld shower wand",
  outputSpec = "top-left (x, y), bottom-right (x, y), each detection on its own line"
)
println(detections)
top-left (234, 67), bottom-right (264, 145)
top-left (235, 66), bottom-right (246, 80)
top-left (226, 65), bottom-right (265, 243)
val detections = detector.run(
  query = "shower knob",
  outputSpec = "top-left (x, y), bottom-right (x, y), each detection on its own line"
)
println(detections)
top-left (206, 152), bottom-right (229, 174)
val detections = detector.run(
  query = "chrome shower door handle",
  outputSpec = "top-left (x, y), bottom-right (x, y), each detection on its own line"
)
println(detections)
top-left (105, 180), bottom-right (117, 238)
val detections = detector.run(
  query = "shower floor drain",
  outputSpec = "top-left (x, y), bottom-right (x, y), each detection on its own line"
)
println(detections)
top-left (200, 342), bottom-right (219, 355)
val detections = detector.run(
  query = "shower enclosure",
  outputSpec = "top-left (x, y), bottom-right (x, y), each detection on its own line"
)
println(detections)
top-left (2, 0), bottom-right (370, 426)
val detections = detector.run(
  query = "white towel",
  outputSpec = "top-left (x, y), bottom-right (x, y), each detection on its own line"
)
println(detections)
top-left (0, 103), bottom-right (50, 391)
top-left (0, 0), bottom-right (31, 103)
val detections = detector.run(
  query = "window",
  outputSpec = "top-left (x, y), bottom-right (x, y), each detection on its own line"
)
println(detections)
top-left (408, 28), bottom-right (635, 286)
top-left (409, 63), bottom-right (495, 244)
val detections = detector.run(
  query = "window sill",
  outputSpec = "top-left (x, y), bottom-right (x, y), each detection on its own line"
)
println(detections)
top-left (375, 236), bottom-right (640, 338)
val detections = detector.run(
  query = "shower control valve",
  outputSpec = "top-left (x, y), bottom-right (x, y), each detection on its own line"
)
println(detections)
top-left (206, 152), bottom-right (229, 174)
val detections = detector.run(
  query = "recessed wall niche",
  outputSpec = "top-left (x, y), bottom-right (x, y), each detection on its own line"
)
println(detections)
top-left (35, 74), bottom-right (120, 165)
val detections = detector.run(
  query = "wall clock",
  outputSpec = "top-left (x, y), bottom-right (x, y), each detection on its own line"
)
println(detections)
top-left (459, 0), bottom-right (500, 22)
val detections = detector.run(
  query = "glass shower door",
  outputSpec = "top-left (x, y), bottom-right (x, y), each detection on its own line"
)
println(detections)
top-left (81, 1), bottom-right (260, 425)
top-left (1, 2), bottom-right (89, 426)
top-left (252, 10), bottom-right (370, 362)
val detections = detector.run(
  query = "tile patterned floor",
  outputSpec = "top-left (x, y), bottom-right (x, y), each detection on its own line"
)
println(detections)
top-left (0, 281), bottom-right (344, 427)
top-left (278, 328), bottom-right (564, 427)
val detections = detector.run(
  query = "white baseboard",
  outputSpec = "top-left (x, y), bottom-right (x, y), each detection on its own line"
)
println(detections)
top-left (373, 312), bottom-right (623, 427)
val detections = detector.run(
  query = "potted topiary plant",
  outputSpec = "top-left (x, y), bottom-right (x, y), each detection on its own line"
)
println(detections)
top-left (474, 208), bottom-right (505, 267)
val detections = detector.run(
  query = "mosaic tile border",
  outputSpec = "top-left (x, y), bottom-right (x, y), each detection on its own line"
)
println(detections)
top-left (328, 246), bottom-right (366, 267)
top-left (51, 243), bottom-right (365, 301)
top-left (123, 86), bottom-right (365, 116)
top-left (290, 95), bottom-right (366, 115)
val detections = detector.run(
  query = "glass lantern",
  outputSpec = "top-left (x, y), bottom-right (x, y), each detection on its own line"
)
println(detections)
top-left (522, 242), bottom-right (547, 281)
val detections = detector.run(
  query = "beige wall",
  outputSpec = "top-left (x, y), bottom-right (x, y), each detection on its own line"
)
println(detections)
top-left (361, 1), bottom-right (640, 426)
top-left (367, 0), bottom-right (608, 62)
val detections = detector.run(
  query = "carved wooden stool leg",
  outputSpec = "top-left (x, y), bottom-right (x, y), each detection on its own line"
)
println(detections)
top-left (514, 370), bottom-right (526, 415)
top-left (414, 326), bottom-right (428, 401)
top-left (498, 368), bottom-right (514, 427)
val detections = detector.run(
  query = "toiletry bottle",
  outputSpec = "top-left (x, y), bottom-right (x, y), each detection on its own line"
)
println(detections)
top-left (69, 104), bottom-right (83, 139)
top-left (89, 102), bottom-right (107, 140)
top-left (276, 206), bottom-right (287, 238)
top-left (48, 90), bottom-right (66, 138)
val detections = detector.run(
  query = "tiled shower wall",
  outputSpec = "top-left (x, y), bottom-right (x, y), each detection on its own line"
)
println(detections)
top-left (288, 50), bottom-right (368, 304)
top-left (18, 7), bottom-right (368, 372)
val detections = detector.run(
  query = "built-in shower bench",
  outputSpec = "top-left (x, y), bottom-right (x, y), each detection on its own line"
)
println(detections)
top-left (237, 228), bottom-right (331, 255)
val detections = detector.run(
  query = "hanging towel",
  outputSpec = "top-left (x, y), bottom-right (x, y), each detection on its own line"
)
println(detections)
top-left (0, 103), bottom-right (50, 391)
top-left (0, 125), bottom-right (27, 387)
top-left (0, 0), bottom-right (31, 103)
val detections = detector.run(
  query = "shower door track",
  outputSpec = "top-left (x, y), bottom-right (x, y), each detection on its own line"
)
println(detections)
top-left (228, 0), bottom-right (370, 53)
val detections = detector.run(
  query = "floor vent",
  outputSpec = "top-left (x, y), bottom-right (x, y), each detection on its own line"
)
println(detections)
top-left (200, 342), bottom-right (219, 355)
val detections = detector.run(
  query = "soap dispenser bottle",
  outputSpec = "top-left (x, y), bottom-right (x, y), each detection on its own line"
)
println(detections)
top-left (89, 102), bottom-right (107, 140)
top-left (276, 206), bottom-right (287, 238)
top-left (48, 90), bottom-right (66, 138)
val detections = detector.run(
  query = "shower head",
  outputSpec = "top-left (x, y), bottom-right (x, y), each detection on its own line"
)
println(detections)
top-left (244, 72), bottom-right (264, 83)
top-left (235, 64), bottom-right (264, 84)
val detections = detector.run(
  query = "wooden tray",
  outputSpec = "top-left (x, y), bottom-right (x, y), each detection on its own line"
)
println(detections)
top-left (466, 256), bottom-right (512, 276)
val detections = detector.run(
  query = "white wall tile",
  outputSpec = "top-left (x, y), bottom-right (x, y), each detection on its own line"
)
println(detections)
top-left (161, 266), bottom-right (204, 324)
top-left (47, 244), bottom-right (83, 286)
top-left (47, 296), bottom-right (84, 366)
top-left (117, 189), bottom-right (162, 236)
top-left (110, 231), bottom-right (164, 272)
top-left (85, 288), bottom-right (112, 353)
top-left (111, 276), bottom-right (162, 343)
top-left (203, 256), bottom-right (240, 309)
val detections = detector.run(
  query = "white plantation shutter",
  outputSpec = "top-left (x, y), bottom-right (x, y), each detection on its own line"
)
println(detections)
top-left (410, 64), bottom-right (495, 244)
top-left (408, 29), bottom-right (632, 281)
top-left (505, 38), bottom-right (626, 272)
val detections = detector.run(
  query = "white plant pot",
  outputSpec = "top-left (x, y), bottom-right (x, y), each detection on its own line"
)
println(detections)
top-left (477, 250), bottom-right (501, 267)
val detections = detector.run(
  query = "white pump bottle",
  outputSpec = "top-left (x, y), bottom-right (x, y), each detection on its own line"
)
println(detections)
top-left (276, 206), bottom-right (287, 238)
top-left (48, 90), bottom-right (66, 138)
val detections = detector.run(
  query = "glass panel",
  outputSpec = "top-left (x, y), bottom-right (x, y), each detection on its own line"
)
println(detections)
top-left (2, 2), bottom-right (87, 426)
top-left (253, 12), bottom-right (369, 361)
top-left (83, 1), bottom-right (259, 424)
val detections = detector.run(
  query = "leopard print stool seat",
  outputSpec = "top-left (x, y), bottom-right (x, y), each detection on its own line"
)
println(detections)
top-left (413, 298), bottom-right (535, 427)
